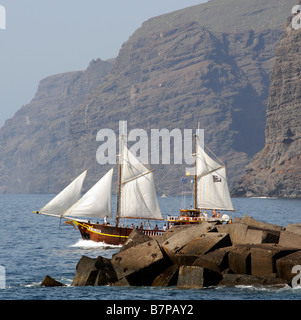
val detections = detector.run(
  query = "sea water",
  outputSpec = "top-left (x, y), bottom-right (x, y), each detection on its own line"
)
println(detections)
top-left (0, 194), bottom-right (300, 301)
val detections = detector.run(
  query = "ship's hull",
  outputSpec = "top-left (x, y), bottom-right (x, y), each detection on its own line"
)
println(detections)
top-left (71, 220), bottom-right (164, 246)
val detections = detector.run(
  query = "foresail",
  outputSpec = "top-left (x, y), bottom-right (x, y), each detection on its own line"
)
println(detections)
top-left (39, 170), bottom-right (87, 216)
top-left (120, 146), bottom-right (162, 220)
top-left (63, 168), bottom-right (113, 219)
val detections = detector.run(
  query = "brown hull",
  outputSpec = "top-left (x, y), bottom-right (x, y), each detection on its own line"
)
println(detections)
top-left (72, 221), bottom-right (164, 246)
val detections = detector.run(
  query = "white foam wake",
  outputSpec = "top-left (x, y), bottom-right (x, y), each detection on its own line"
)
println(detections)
top-left (70, 238), bottom-right (122, 249)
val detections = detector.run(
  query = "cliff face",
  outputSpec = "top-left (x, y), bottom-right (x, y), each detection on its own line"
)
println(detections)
top-left (0, 59), bottom-right (112, 193)
top-left (232, 13), bottom-right (301, 198)
top-left (0, 0), bottom-right (297, 194)
top-left (66, 23), bottom-right (279, 195)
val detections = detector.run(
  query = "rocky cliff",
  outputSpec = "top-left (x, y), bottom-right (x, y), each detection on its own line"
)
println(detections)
top-left (0, 59), bottom-right (112, 193)
top-left (232, 8), bottom-right (301, 198)
top-left (0, 0), bottom-right (297, 194)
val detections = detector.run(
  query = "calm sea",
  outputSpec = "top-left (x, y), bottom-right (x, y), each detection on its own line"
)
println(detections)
top-left (0, 194), bottom-right (300, 302)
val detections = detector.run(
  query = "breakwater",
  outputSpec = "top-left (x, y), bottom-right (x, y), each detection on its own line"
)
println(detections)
top-left (42, 215), bottom-right (301, 289)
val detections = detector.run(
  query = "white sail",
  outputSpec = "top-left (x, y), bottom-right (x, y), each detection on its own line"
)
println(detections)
top-left (196, 139), bottom-right (234, 211)
top-left (120, 146), bottom-right (163, 220)
top-left (64, 168), bottom-right (113, 218)
top-left (39, 170), bottom-right (87, 216)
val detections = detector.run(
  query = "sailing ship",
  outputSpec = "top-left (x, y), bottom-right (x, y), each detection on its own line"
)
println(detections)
top-left (167, 134), bottom-right (235, 225)
top-left (34, 141), bottom-right (164, 246)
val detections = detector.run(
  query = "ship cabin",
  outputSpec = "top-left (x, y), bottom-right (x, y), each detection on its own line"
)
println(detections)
top-left (166, 208), bottom-right (206, 225)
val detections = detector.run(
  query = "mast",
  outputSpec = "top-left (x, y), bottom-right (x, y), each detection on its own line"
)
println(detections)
top-left (116, 135), bottom-right (123, 227)
top-left (194, 133), bottom-right (198, 210)
top-left (115, 162), bottom-right (122, 227)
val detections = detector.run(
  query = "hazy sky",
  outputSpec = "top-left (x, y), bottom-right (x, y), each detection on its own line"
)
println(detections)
top-left (0, 0), bottom-right (207, 127)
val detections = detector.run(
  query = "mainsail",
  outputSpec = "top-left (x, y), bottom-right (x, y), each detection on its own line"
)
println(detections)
top-left (64, 168), bottom-right (113, 219)
top-left (196, 139), bottom-right (234, 211)
top-left (39, 170), bottom-right (87, 216)
top-left (120, 145), bottom-right (163, 220)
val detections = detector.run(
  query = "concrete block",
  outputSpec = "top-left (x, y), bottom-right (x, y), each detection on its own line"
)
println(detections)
top-left (119, 229), bottom-right (152, 253)
top-left (244, 228), bottom-right (279, 244)
top-left (218, 216), bottom-right (282, 245)
top-left (111, 239), bottom-right (171, 286)
top-left (155, 225), bottom-right (195, 246)
top-left (173, 233), bottom-right (231, 266)
top-left (286, 223), bottom-right (301, 236)
top-left (279, 231), bottom-right (301, 249)
top-left (72, 256), bottom-right (99, 286)
top-left (72, 255), bottom-right (117, 286)
top-left (162, 223), bottom-right (215, 262)
top-left (40, 275), bottom-right (65, 287)
top-left (228, 245), bottom-right (252, 274)
top-left (180, 233), bottom-right (231, 255)
top-left (251, 244), bottom-right (298, 277)
top-left (216, 223), bottom-right (248, 245)
top-left (152, 265), bottom-right (179, 287)
top-left (276, 251), bottom-right (301, 284)
top-left (177, 266), bottom-right (222, 288)
top-left (251, 247), bottom-right (275, 276)
top-left (240, 215), bottom-right (284, 232)
top-left (193, 247), bottom-right (231, 273)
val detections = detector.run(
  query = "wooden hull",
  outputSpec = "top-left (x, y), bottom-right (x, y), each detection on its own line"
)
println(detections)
top-left (71, 220), bottom-right (164, 246)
